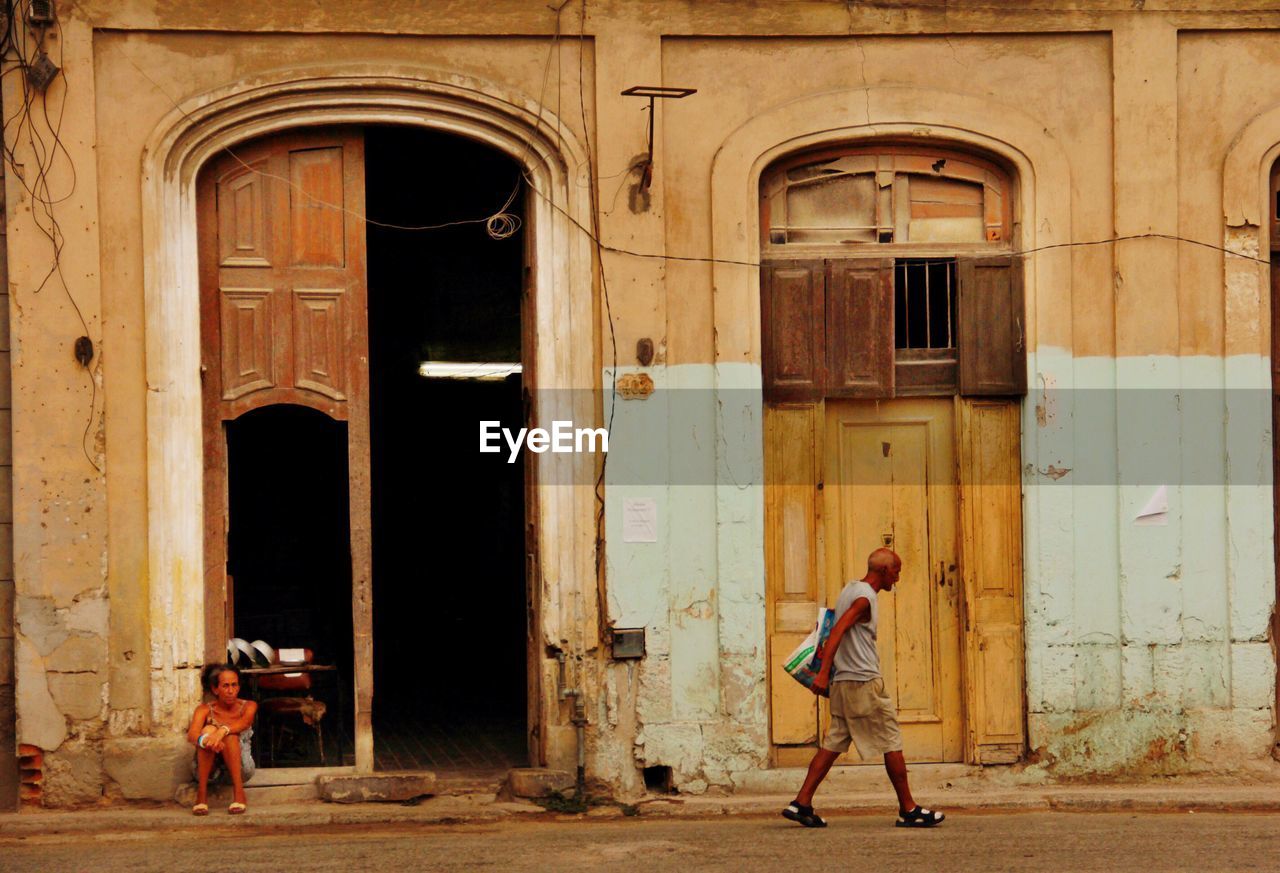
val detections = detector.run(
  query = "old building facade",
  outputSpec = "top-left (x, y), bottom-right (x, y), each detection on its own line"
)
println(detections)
top-left (1, 0), bottom-right (1279, 807)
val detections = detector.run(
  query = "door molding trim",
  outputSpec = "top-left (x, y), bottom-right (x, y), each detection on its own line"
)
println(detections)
top-left (1221, 115), bottom-right (1280, 713)
top-left (141, 67), bottom-right (600, 771)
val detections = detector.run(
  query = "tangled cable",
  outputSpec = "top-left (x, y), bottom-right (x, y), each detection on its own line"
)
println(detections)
top-left (484, 184), bottom-right (522, 240)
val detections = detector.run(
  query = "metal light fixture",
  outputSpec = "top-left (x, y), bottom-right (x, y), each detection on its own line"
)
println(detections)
top-left (417, 361), bottom-right (522, 381)
top-left (620, 85), bottom-right (697, 191)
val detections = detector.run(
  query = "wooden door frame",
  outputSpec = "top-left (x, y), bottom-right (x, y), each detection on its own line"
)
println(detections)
top-left (521, 183), bottom-right (545, 768)
top-left (142, 73), bottom-right (599, 775)
top-left (197, 126), bottom-right (372, 774)
top-left (197, 126), bottom-right (548, 775)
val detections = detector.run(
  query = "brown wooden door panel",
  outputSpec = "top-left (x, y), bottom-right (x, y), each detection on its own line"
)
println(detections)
top-left (288, 147), bottom-right (349, 268)
top-left (216, 158), bottom-right (273, 268)
top-left (957, 256), bottom-right (1026, 396)
top-left (199, 126), bottom-right (369, 669)
top-left (826, 259), bottom-right (894, 398)
top-left (292, 289), bottom-right (349, 400)
top-left (762, 261), bottom-right (825, 401)
top-left (219, 288), bottom-right (276, 400)
top-left (203, 129), bottom-right (366, 420)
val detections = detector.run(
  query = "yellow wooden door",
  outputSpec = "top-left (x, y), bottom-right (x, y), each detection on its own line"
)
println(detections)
top-left (765, 403), bottom-right (825, 749)
top-left (820, 398), bottom-right (963, 763)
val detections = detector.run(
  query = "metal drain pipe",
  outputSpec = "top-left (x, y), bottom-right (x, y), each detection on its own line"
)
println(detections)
top-left (556, 651), bottom-right (587, 797)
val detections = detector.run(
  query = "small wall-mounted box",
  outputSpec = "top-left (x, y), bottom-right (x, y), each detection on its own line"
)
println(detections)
top-left (611, 628), bottom-right (646, 659)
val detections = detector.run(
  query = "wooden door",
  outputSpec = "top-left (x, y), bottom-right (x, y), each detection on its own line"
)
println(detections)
top-left (765, 402), bottom-right (826, 751)
top-left (198, 127), bottom-right (372, 769)
top-left (957, 398), bottom-right (1025, 762)
top-left (820, 398), bottom-right (963, 763)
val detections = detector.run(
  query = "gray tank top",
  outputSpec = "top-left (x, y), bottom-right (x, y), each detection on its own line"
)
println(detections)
top-left (831, 579), bottom-right (880, 682)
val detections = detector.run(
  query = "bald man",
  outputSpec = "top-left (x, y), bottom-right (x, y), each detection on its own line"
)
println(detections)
top-left (782, 548), bottom-right (945, 828)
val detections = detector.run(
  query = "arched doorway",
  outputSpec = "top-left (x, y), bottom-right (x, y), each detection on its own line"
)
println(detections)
top-left (198, 124), bottom-right (533, 776)
top-left (761, 143), bottom-right (1028, 766)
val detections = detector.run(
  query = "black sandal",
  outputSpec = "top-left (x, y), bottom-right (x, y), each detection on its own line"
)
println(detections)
top-left (896, 805), bottom-right (945, 827)
top-left (782, 801), bottom-right (828, 828)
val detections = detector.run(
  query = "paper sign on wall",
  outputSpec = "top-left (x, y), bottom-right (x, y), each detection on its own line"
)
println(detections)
top-left (623, 498), bottom-right (658, 543)
top-left (1134, 485), bottom-right (1168, 526)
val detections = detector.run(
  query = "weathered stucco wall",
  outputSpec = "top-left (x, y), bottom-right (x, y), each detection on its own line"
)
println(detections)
top-left (0, 143), bottom-right (17, 811)
top-left (4, 1), bottom-right (1279, 805)
top-left (5, 9), bottom-right (111, 806)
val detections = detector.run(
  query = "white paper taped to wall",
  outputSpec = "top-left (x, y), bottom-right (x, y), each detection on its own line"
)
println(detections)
top-left (1134, 485), bottom-right (1168, 526)
top-left (622, 498), bottom-right (658, 543)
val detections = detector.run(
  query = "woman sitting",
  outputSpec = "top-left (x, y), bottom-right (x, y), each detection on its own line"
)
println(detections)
top-left (187, 663), bottom-right (258, 816)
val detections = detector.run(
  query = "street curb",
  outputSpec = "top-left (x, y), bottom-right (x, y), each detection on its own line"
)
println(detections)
top-left (4, 789), bottom-right (1280, 838)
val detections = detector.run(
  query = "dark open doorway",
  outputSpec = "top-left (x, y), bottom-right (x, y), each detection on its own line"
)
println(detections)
top-left (226, 404), bottom-right (355, 767)
top-left (366, 126), bottom-right (530, 773)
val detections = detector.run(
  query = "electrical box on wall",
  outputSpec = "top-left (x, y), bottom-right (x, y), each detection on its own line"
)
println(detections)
top-left (27, 0), bottom-right (55, 26)
top-left (610, 628), bottom-right (646, 660)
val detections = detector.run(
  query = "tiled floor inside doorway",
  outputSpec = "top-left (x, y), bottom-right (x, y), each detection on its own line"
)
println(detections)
top-left (373, 714), bottom-right (528, 773)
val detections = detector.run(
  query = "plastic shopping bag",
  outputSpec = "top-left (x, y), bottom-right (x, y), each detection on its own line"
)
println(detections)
top-left (783, 607), bottom-right (836, 696)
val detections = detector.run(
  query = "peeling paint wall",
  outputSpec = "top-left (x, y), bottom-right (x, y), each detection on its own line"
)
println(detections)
top-left (4, 1), bottom-right (1280, 806)
top-left (1022, 353), bottom-right (1275, 775)
top-left (4, 7), bottom-right (117, 807)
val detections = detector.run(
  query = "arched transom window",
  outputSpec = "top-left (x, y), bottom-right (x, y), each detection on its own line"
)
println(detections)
top-left (761, 147), bottom-right (1012, 248)
top-left (759, 144), bottom-right (1022, 400)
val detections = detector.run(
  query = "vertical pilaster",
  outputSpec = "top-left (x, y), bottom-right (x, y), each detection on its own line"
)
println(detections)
top-left (0, 127), bottom-right (17, 811)
top-left (1112, 21), bottom-right (1183, 681)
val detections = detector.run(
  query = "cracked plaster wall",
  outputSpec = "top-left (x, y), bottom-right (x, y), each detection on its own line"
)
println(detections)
top-left (596, 364), bottom-right (770, 794)
top-left (4, 11), bottom-right (115, 807)
top-left (1024, 353), bottom-right (1276, 774)
top-left (594, 19), bottom-right (1279, 788)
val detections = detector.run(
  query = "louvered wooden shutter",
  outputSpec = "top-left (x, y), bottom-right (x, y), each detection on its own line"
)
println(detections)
top-left (825, 258), bottom-right (894, 398)
top-left (958, 256), bottom-right (1026, 396)
top-left (762, 260), bottom-right (825, 401)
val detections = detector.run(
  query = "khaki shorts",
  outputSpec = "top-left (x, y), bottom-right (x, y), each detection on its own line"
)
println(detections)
top-left (821, 677), bottom-right (904, 757)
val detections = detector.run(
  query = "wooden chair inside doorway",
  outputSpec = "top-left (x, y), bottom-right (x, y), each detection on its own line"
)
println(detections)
top-left (256, 649), bottom-right (327, 766)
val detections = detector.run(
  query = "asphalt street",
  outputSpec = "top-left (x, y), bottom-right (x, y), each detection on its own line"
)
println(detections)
top-left (3, 810), bottom-right (1279, 872)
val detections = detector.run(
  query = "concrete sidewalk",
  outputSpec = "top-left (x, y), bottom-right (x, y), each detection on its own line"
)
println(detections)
top-left (4, 764), bottom-right (1280, 838)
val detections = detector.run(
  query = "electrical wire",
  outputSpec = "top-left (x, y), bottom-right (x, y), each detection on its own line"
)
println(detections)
top-left (0, 1), bottom-right (101, 473)
top-left (573, 0), bottom-right (620, 579)
top-left (87, 5), bottom-right (1280, 478)
top-left (122, 24), bottom-right (1280, 272)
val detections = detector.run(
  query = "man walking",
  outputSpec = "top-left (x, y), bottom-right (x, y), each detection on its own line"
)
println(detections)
top-left (782, 547), bottom-right (945, 828)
